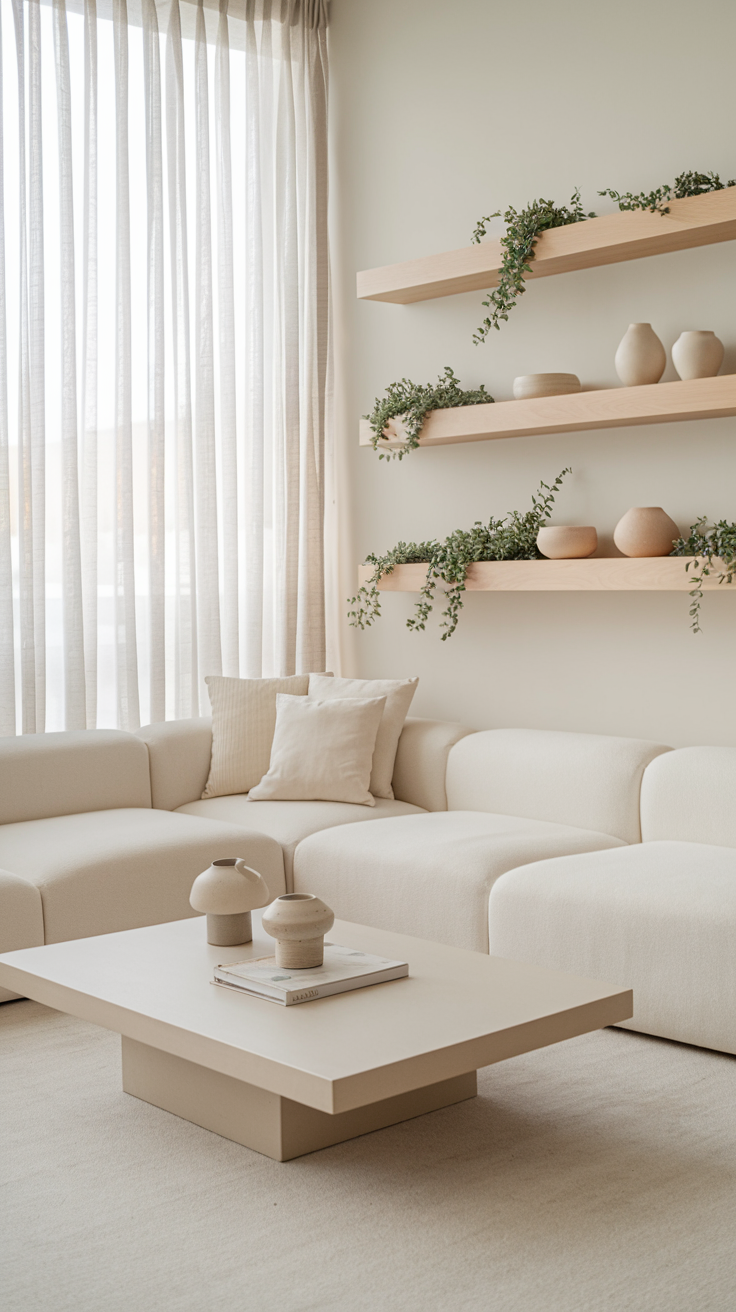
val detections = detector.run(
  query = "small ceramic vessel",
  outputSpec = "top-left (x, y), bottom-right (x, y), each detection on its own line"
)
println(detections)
top-left (671, 331), bottom-right (724, 380)
top-left (513, 373), bottom-right (581, 400)
top-left (189, 858), bottom-right (270, 946)
top-left (262, 893), bottom-right (335, 969)
top-left (536, 526), bottom-right (598, 559)
top-left (614, 324), bottom-right (666, 387)
top-left (613, 507), bottom-right (680, 558)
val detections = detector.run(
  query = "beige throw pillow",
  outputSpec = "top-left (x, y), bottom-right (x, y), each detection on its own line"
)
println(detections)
top-left (202, 675), bottom-right (311, 798)
top-left (248, 694), bottom-right (387, 806)
top-left (308, 673), bottom-right (418, 799)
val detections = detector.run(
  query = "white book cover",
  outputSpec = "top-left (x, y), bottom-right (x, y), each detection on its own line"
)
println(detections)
top-left (213, 943), bottom-right (409, 1005)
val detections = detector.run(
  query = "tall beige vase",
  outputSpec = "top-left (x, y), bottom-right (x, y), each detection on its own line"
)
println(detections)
top-left (613, 507), bottom-right (680, 557)
top-left (672, 331), bottom-right (724, 380)
top-left (614, 323), bottom-right (666, 386)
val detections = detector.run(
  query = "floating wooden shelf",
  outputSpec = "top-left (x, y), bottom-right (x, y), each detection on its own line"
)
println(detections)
top-left (359, 375), bottom-right (736, 449)
top-left (357, 189), bottom-right (736, 304)
top-left (359, 558), bottom-right (735, 593)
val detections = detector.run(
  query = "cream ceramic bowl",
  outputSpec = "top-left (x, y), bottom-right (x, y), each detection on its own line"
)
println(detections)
top-left (536, 526), bottom-right (598, 559)
top-left (513, 373), bottom-right (581, 400)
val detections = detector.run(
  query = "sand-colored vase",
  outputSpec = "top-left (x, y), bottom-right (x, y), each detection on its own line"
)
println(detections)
top-left (613, 507), bottom-right (680, 558)
top-left (671, 331), bottom-right (724, 381)
top-left (262, 893), bottom-right (335, 969)
top-left (614, 324), bottom-right (666, 387)
top-left (536, 526), bottom-right (598, 559)
top-left (189, 858), bottom-right (270, 946)
top-left (513, 373), bottom-right (581, 400)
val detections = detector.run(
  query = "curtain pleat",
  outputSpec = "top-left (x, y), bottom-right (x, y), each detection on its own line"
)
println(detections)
top-left (1, 0), bottom-right (330, 733)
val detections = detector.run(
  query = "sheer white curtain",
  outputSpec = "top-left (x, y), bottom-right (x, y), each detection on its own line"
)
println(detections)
top-left (0, 0), bottom-right (330, 734)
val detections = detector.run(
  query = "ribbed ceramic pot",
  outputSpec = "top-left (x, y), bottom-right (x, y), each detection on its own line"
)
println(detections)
top-left (262, 893), bottom-right (335, 969)
top-left (672, 331), bottom-right (724, 380)
top-left (189, 858), bottom-right (270, 946)
top-left (613, 507), bottom-right (680, 558)
top-left (536, 526), bottom-right (598, 559)
top-left (614, 324), bottom-right (666, 387)
top-left (513, 373), bottom-right (581, 400)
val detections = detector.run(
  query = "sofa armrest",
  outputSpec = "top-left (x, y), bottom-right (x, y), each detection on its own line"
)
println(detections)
top-left (136, 719), bottom-right (213, 810)
top-left (391, 717), bottom-right (475, 812)
top-left (0, 869), bottom-right (45, 1002)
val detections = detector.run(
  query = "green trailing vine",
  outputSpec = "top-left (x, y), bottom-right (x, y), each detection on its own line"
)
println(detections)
top-left (470, 170), bottom-right (734, 344)
top-left (364, 367), bottom-right (493, 460)
top-left (671, 518), bottom-right (736, 633)
top-left (348, 469), bottom-right (570, 640)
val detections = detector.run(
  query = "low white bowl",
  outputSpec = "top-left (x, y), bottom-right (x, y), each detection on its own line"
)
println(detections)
top-left (513, 373), bottom-right (581, 400)
top-left (537, 526), bottom-right (598, 559)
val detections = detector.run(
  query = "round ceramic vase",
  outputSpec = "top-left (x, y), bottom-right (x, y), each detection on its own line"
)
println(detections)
top-left (261, 893), bottom-right (335, 969)
top-left (536, 526), bottom-right (598, 559)
top-left (513, 373), bottom-right (581, 400)
top-left (671, 331), bottom-right (724, 381)
top-left (613, 507), bottom-right (680, 558)
top-left (189, 858), bottom-right (270, 946)
top-left (614, 324), bottom-right (666, 387)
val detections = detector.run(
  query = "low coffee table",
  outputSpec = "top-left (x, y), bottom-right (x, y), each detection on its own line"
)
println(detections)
top-left (0, 914), bottom-right (631, 1161)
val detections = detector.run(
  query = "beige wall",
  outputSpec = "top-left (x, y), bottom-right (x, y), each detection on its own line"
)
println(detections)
top-left (328, 0), bottom-right (736, 746)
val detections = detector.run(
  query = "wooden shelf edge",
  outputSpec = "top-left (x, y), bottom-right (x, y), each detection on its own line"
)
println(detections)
top-left (358, 558), bottom-right (735, 593)
top-left (359, 376), bottom-right (736, 449)
top-left (356, 189), bottom-right (736, 304)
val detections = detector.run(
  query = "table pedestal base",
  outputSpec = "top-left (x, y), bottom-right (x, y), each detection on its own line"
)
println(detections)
top-left (122, 1037), bottom-right (477, 1161)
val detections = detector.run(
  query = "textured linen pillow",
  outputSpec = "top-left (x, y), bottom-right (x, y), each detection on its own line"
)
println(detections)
top-left (248, 694), bottom-right (387, 806)
top-left (202, 675), bottom-right (311, 798)
top-left (308, 673), bottom-right (418, 799)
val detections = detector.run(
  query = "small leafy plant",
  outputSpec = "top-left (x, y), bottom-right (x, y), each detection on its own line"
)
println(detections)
top-left (600, 169), bottom-right (735, 215)
top-left (364, 367), bottom-right (493, 460)
top-left (671, 518), bottom-right (736, 633)
top-left (348, 469), bottom-right (570, 640)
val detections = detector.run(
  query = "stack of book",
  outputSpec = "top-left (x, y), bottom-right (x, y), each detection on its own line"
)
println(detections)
top-left (214, 943), bottom-right (409, 1006)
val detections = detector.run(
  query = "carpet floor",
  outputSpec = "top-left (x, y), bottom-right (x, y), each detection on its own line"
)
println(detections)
top-left (1, 1001), bottom-right (735, 1312)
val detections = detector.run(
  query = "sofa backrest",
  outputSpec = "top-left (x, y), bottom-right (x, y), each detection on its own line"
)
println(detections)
top-left (136, 718), bottom-right (214, 810)
top-left (391, 717), bottom-right (475, 811)
top-left (445, 728), bottom-right (672, 843)
top-left (0, 730), bottom-right (151, 825)
top-left (641, 746), bottom-right (736, 847)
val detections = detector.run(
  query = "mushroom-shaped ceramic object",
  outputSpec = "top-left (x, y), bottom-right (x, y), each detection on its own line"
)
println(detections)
top-left (536, 526), bottom-right (598, 559)
top-left (190, 858), bottom-right (270, 946)
top-left (261, 893), bottom-right (335, 969)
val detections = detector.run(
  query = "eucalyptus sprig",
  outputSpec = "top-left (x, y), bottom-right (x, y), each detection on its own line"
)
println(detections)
top-left (600, 169), bottom-right (735, 215)
top-left (671, 517), bottom-right (736, 633)
top-left (348, 469), bottom-right (570, 640)
top-left (471, 191), bottom-right (595, 344)
top-left (364, 367), bottom-right (493, 460)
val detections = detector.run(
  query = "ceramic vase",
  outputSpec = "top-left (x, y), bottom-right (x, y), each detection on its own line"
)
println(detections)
top-left (536, 526), bottom-right (598, 559)
top-left (613, 507), bottom-right (680, 558)
top-left (614, 324), bottom-right (666, 387)
top-left (261, 893), bottom-right (335, 969)
top-left (513, 373), bottom-right (581, 400)
top-left (189, 858), bottom-right (270, 946)
top-left (671, 331), bottom-right (724, 380)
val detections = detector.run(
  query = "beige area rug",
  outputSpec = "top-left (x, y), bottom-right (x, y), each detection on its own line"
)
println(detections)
top-left (1, 1002), bottom-right (735, 1312)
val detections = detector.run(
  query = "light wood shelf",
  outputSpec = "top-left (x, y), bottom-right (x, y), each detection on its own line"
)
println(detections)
top-left (359, 375), bottom-right (736, 450)
top-left (359, 558), bottom-right (735, 593)
top-left (357, 189), bottom-right (736, 304)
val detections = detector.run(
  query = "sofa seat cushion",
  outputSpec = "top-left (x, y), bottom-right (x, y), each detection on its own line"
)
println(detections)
top-left (177, 796), bottom-right (426, 887)
top-left (0, 810), bottom-right (285, 944)
top-left (0, 869), bottom-right (45, 1002)
top-left (488, 841), bottom-right (736, 1055)
top-left (293, 811), bottom-right (626, 953)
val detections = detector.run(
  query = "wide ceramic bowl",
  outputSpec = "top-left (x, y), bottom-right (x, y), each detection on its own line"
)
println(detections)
top-left (513, 373), bottom-right (581, 400)
top-left (536, 526), bottom-right (598, 559)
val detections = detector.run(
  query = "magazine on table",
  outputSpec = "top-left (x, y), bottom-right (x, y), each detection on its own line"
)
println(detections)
top-left (214, 943), bottom-right (409, 1005)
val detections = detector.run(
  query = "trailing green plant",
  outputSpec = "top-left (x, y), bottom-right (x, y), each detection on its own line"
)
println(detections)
top-left (670, 518), bottom-right (736, 633)
top-left (364, 367), bottom-right (493, 460)
top-left (348, 469), bottom-right (570, 640)
top-left (470, 170), bottom-right (734, 344)
top-left (471, 191), bottom-right (595, 344)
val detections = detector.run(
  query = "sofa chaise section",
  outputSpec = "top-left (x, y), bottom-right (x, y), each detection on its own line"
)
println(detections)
top-left (293, 729), bottom-right (671, 951)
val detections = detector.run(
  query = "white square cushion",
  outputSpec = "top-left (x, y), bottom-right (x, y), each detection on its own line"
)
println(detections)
top-left (202, 674), bottom-right (311, 799)
top-left (0, 810), bottom-right (286, 944)
top-left (488, 841), bottom-right (736, 1055)
top-left (308, 674), bottom-right (418, 799)
top-left (293, 811), bottom-right (626, 953)
top-left (249, 694), bottom-right (386, 806)
top-left (177, 795), bottom-right (426, 886)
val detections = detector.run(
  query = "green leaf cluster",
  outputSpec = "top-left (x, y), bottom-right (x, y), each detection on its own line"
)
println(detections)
top-left (364, 366), bottom-right (493, 461)
top-left (671, 518), bottom-right (736, 632)
top-left (348, 470), bottom-right (570, 640)
top-left (599, 169), bottom-right (735, 215)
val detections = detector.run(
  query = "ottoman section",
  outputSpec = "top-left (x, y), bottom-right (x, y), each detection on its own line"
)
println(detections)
top-left (0, 869), bottom-right (44, 1001)
top-left (293, 811), bottom-right (626, 953)
top-left (489, 841), bottom-right (736, 1054)
top-left (0, 809), bottom-right (285, 944)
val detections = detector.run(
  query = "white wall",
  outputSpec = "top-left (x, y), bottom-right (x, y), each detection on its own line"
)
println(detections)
top-left (328, 0), bottom-right (736, 746)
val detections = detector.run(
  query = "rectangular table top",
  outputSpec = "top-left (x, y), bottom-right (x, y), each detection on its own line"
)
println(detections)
top-left (0, 914), bottom-right (631, 1114)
